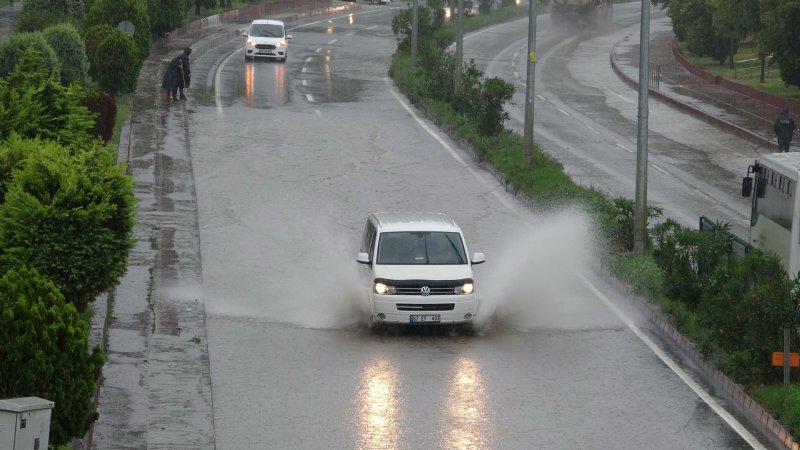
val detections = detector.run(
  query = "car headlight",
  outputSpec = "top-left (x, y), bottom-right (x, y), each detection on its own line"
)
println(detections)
top-left (454, 282), bottom-right (474, 295)
top-left (374, 282), bottom-right (396, 295)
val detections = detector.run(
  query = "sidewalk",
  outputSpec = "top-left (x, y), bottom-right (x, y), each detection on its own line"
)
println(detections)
top-left (611, 16), bottom-right (800, 153)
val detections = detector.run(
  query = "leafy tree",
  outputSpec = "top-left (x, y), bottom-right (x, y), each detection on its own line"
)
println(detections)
top-left (0, 49), bottom-right (95, 144)
top-left (0, 265), bottom-right (104, 446)
top-left (759, 0), bottom-right (800, 89)
top-left (83, 0), bottom-right (150, 63)
top-left (42, 22), bottom-right (90, 86)
top-left (148, 0), bottom-right (186, 37)
top-left (0, 31), bottom-right (59, 78)
top-left (87, 27), bottom-right (140, 95)
top-left (14, 8), bottom-right (67, 32)
top-left (711, 0), bottom-right (759, 68)
top-left (0, 135), bottom-right (137, 311)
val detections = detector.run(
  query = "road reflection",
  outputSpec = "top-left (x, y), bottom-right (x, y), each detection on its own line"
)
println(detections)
top-left (243, 61), bottom-right (287, 108)
top-left (443, 356), bottom-right (491, 449)
top-left (356, 357), bottom-right (402, 450)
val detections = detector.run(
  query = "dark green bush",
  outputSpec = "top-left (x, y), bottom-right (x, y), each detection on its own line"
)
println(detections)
top-left (87, 27), bottom-right (140, 96)
top-left (42, 22), bottom-right (90, 87)
top-left (0, 49), bottom-right (95, 145)
top-left (0, 135), bottom-right (137, 311)
top-left (148, 0), bottom-right (187, 36)
top-left (476, 77), bottom-right (514, 136)
top-left (83, 0), bottom-right (151, 63)
top-left (0, 31), bottom-right (59, 79)
top-left (13, 8), bottom-right (66, 33)
top-left (0, 265), bottom-right (104, 446)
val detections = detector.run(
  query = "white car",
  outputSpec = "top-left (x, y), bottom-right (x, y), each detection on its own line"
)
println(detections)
top-left (357, 212), bottom-right (485, 326)
top-left (243, 19), bottom-right (291, 62)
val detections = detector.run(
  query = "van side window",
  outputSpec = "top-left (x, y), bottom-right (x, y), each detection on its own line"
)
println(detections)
top-left (361, 221), bottom-right (376, 256)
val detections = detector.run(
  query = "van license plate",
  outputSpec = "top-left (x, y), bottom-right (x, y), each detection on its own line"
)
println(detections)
top-left (258, 50), bottom-right (273, 55)
top-left (410, 314), bottom-right (440, 323)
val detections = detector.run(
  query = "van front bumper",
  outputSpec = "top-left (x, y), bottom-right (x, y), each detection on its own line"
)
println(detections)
top-left (370, 294), bottom-right (477, 324)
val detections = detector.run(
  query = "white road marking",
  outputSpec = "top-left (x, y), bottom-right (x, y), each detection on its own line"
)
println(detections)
top-left (577, 273), bottom-right (767, 450)
top-left (366, 25), bottom-right (378, 29)
top-left (609, 89), bottom-right (634, 103)
top-left (651, 164), bottom-right (670, 176)
top-left (306, 94), bottom-right (314, 103)
top-left (347, 31), bottom-right (356, 36)
top-left (557, 108), bottom-right (570, 116)
top-left (536, 94), bottom-right (546, 102)
top-left (387, 78), bottom-right (516, 210)
top-left (302, 80), bottom-right (307, 86)
top-left (585, 125), bottom-right (596, 133)
top-left (328, 39), bottom-right (338, 44)
top-left (315, 48), bottom-right (323, 53)
top-left (616, 143), bottom-right (631, 152)
top-left (306, 57), bottom-right (313, 62)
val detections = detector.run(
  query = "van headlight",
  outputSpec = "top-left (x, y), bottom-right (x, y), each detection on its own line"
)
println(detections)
top-left (454, 282), bottom-right (474, 295)
top-left (276, 40), bottom-right (287, 48)
top-left (374, 282), bottom-right (396, 295)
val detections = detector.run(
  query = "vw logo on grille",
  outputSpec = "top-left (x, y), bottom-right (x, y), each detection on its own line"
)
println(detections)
top-left (420, 286), bottom-right (431, 296)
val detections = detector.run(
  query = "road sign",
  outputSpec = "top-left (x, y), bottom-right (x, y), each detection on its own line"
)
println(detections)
top-left (771, 352), bottom-right (799, 367)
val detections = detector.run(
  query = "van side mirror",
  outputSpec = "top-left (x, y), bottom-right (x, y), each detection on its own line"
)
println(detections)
top-left (357, 253), bottom-right (370, 265)
top-left (242, 32), bottom-right (248, 37)
top-left (286, 34), bottom-right (293, 39)
top-left (742, 176), bottom-right (753, 197)
top-left (471, 252), bottom-right (485, 265)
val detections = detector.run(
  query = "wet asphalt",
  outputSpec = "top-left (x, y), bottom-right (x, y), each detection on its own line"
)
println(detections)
top-left (0, 0), bottom-right (796, 448)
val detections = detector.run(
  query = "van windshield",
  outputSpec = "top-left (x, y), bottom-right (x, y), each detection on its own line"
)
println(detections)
top-left (376, 232), bottom-right (467, 265)
top-left (250, 24), bottom-right (284, 38)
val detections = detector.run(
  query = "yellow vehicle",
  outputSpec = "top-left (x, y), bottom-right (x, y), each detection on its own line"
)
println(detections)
top-left (550, 0), bottom-right (613, 25)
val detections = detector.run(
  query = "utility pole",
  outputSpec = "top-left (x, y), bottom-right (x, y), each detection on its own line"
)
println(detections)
top-left (454, 0), bottom-right (464, 89)
top-left (633, 0), bottom-right (650, 256)
top-left (522, 0), bottom-right (537, 167)
top-left (411, 0), bottom-right (419, 68)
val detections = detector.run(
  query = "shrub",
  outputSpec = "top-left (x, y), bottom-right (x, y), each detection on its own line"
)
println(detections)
top-left (13, 8), bottom-right (66, 33)
top-left (86, 27), bottom-right (140, 96)
top-left (0, 266), bottom-right (104, 446)
top-left (0, 31), bottom-right (59, 79)
top-left (0, 49), bottom-right (95, 145)
top-left (83, 0), bottom-right (151, 63)
top-left (476, 77), bottom-right (514, 136)
top-left (147, 0), bottom-right (187, 37)
top-left (42, 22), bottom-right (90, 87)
top-left (23, 0), bottom-right (86, 18)
top-left (0, 136), bottom-right (137, 311)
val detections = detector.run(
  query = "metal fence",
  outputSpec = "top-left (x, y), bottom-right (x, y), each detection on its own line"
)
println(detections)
top-left (649, 63), bottom-right (660, 90)
top-left (698, 216), bottom-right (753, 258)
top-left (734, 55), bottom-right (779, 80)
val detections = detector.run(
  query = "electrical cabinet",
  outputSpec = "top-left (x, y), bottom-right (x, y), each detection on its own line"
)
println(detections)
top-left (0, 397), bottom-right (53, 450)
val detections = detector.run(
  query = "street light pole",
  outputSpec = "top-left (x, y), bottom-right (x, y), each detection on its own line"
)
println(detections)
top-left (522, 0), bottom-right (537, 167)
top-left (633, 0), bottom-right (650, 255)
top-left (411, 0), bottom-right (419, 68)
top-left (455, 0), bottom-right (464, 89)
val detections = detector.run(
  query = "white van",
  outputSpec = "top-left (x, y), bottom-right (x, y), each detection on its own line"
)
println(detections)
top-left (243, 19), bottom-right (292, 62)
top-left (356, 212), bottom-right (485, 326)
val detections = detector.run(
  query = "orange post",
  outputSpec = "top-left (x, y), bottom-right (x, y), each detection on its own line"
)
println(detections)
top-left (771, 352), bottom-right (800, 367)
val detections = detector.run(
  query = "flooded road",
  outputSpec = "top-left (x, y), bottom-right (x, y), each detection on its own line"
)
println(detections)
top-left (96, 3), bottom-right (768, 449)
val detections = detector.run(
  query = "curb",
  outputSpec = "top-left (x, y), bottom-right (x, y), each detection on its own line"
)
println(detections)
top-left (670, 41), bottom-right (800, 118)
top-left (609, 46), bottom-right (776, 150)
